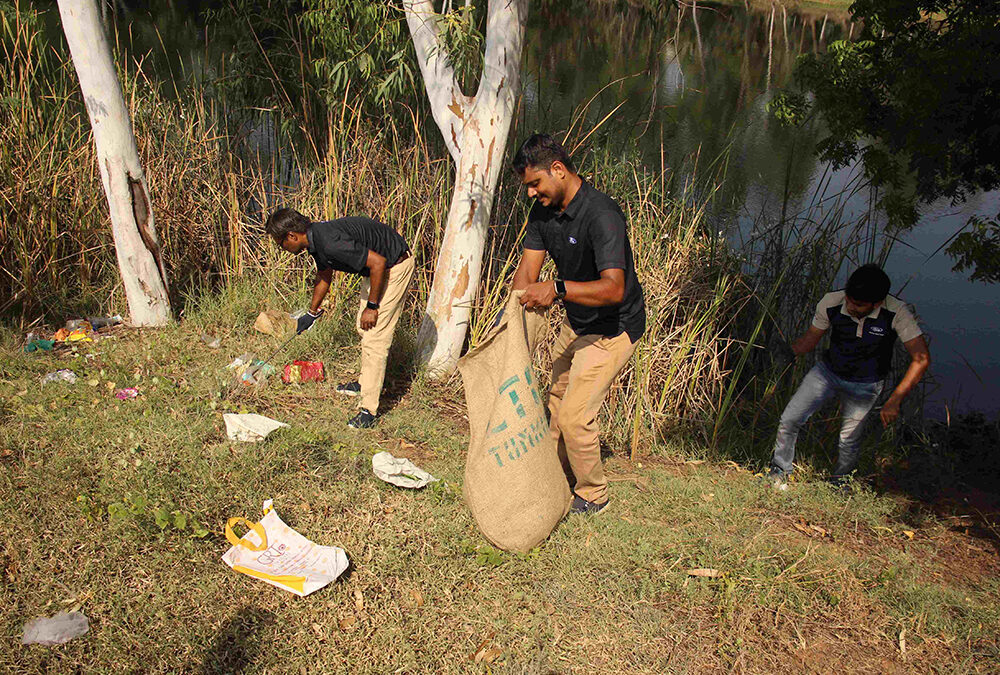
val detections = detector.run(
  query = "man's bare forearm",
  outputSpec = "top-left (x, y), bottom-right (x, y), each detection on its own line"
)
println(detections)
top-left (564, 278), bottom-right (624, 307)
top-left (309, 272), bottom-right (332, 313)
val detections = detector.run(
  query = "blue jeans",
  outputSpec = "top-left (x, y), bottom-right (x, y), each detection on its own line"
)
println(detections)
top-left (770, 362), bottom-right (884, 477)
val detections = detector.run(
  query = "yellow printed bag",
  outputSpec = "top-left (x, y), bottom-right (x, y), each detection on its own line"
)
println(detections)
top-left (222, 500), bottom-right (349, 596)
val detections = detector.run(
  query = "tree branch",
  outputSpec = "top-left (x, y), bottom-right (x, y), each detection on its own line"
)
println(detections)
top-left (403, 0), bottom-right (470, 162)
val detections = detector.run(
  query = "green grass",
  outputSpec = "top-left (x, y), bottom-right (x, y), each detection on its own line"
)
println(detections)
top-left (2, 290), bottom-right (998, 673)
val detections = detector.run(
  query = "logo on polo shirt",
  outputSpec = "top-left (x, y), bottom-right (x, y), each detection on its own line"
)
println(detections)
top-left (568, 236), bottom-right (577, 244)
top-left (868, 325), bottom-right (885, 335)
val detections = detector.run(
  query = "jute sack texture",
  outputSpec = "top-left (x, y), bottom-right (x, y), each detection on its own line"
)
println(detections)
top-left (458, 291), bottom-right (571, 552)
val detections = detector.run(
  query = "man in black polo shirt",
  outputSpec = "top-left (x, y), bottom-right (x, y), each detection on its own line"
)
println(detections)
top-left (264, 208), bottom-right (414, 429)
top-left (511, 134), bottom-right (646, 515)
top-left (766, 264), bottom-right (930, 488)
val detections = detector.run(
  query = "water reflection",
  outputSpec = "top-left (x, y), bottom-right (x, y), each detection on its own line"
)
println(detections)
top-left (522, 1), bottom-right (998, 416)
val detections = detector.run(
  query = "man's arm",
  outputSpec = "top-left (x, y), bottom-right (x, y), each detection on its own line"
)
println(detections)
top-left (880, 335), bottom-right (931, 426)
top-left (359, 250), bottom-right (388, 331)
top-left (309, 269), bottom-right (333, 314)
top-left (791, 325), bottom-right (826, 356)
top-left (512, 249), bottom-right (546, 291)
top-left (519, 269), bottom-right (626, 310)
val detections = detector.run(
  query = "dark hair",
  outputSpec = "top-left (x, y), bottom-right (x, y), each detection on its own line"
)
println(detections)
top-left (264, 207), bottom-right (311, 240)
top-left (512, 133), bottom-right (576, 174)
top-left (846, 263), bottom-right (891, 303)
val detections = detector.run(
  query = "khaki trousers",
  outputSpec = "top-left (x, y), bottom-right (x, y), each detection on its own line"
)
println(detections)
top-left (355, 255), bottom-right (414, 414)
top-left (548, 320), bottom-right (638, 504)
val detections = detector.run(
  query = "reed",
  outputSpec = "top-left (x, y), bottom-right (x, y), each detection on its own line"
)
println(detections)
top-left (1, 1), bottom-right (884, 464)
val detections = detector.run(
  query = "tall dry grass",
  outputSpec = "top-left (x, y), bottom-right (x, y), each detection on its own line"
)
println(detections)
top-left (0, 2), bottom-right (756, 455)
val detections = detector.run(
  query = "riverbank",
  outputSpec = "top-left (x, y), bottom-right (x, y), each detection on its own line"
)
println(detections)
top-left (3, 304), bottom-right (998, 672)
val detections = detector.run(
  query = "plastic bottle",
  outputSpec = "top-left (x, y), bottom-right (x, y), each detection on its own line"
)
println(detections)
top-left (87, 315), bottom-right (122, 330)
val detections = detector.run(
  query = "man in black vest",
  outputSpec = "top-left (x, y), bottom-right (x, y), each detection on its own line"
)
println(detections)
top-left (512, 134), bottom-right (646, 514)
top-left (767, 264), bottom-right (930, 488)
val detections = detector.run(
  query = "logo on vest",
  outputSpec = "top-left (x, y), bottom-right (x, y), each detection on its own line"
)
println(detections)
top-left (568, 236), bottom-right (577, 244)
top-left (868, 325), bottom-right (885, 335)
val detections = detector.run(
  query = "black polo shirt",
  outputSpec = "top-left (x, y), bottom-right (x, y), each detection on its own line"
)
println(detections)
top-left (524, 180), bottom-right (646, 342)
top-left (306, 216), bottom-right (408, 277)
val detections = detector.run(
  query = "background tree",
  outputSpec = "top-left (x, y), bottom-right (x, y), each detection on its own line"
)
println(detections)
top-left (769, 0), bottom-right (1000, 282)
top-left (57, 0), bottom-right (171, 324)
top-left (404, 0), bottom-right (528, 375)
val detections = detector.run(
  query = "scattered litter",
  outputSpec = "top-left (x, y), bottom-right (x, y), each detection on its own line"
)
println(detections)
top-left (242, 363), bottom-right (277, 385)
top-left (281, 360), bottom-right (326, 384)
top-left (22, 610), bottom-right (89, 646)
top-left (24, 339), bottom-right (55, 353)
top-left (225, 354), bottom-right (277, 385)
top-left (88, 315), bottom-right (121, 330)
top-left (223, 413), bottom-right (288, 442)
top-left (903, 530), bottom-right (915, 540)
top-left (372, 451), bottom-right (437, 489)
top-left (64, 319), bottom-right (92, 331)
top-left (42, 370), bottom-right (77, 385)
top-left (254, 310), bottom-right (294, 336)
top-left (200, 333), bottom-right (221, 349)
top-left (67, 329), bottom-right (93, 343)
top-left (53, 328), bottom-right (71, 342)
top-left (222, 499), bottom-right (348, 596)
top-left (226, 354), bottom-right (254, 370)
top-left (686, 568), bottom-right (723, 578)
top-left (115, 387), bottom-right (139, 400)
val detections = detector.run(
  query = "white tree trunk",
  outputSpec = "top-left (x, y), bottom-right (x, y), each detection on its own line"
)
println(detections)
top-left (404, 0), bottom-right (527, 376)
top-left (57, 0), bottom-right (171, 326)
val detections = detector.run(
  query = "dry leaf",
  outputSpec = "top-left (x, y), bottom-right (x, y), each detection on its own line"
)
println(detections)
top-left (793, 517), bottom-right (828, 538)
top-left (477, 647), bottom-right (502, 664)
top-left (685, 459), bottom-right (706, 465)
top-left (903, 530), bottom-right (915, 540)
top-left (700, 493), bottom-right (715, 502)
top-left (687, 568), bottom-right (723, 578)
top-left (899, 627), bottom-right (907, 659)
top-left (353, 588), bottom-right (364, 612)
top-left (311, 623), bottom-right (323, 637)
top-left (468, 633), bottom-right (496, 661)
top-left (409, 588), bottom-right (424, 608)
top-left (338, 616), bottom-right (357, 631)
top-left (585, 533), bottom-right (593, 547)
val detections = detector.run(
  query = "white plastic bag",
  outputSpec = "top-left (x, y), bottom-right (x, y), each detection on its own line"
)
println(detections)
top-left (223, 413), bottom-right (288, 442)
top-left (371, 451), bottom-right (436, 489)
top-left (222, 500), bottom-right (349, 597)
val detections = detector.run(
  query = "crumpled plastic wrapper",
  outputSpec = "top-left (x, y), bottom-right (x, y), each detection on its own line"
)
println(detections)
top-left (371, 451), bottom-right (437, 489)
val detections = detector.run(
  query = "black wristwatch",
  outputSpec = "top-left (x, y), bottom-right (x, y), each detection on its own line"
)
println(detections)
top-left (554, 278), bottom-right (567, 300)
top-left (366, 300), bottom-right (380, 310)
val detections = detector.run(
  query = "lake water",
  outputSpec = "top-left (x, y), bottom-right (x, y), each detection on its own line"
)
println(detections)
top-left (62, 1), bottom-right (999, 417)
top-left (521, 2), bottom-right (999, 418)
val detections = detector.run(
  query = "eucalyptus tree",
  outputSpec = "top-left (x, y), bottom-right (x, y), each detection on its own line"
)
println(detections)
top-left (56, 0), bottom-right (171, 325)
top-left (404, 0), bottom-right (528, 375)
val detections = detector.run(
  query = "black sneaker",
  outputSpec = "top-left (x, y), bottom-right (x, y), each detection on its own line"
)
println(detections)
top-left (336, 381), bottom-right (361, 397)
top-left (569, 493), bottom-right (609, 515)
top-left (347, 408), bottom-right (376, 429)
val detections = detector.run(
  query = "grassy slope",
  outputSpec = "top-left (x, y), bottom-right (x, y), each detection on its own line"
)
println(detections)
top-left (2, 299), bottom-right (998, 674)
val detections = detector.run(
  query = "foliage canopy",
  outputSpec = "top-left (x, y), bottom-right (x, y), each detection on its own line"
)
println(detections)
top-left (770, 0), bottom-right (1000, 282)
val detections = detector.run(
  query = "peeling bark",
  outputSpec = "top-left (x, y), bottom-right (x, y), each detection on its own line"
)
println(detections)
top-left (58, 0), bottom-right (171, 325)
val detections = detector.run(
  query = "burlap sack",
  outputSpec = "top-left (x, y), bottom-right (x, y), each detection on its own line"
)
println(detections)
top-left (254, 310), bottom-right (294, 336)
top-left (458, 291), bottom-right (571, 553)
